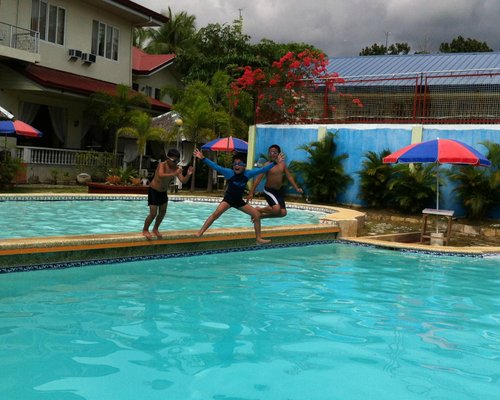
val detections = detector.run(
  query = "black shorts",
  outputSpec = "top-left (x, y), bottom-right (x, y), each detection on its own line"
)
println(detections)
top-left (148, 187), bottom-right (168, 206)
top-left (223, 197), bottom-right (247, 209)
top-left (263, 187), bottom-right (286, 209)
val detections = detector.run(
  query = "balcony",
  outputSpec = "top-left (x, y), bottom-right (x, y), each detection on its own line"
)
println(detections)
top-left (0, 21), bottom-right (40, 63)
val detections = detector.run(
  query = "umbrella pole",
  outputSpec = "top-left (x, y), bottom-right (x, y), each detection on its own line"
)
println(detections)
top-left (436, 167), bottom-right (439, 233)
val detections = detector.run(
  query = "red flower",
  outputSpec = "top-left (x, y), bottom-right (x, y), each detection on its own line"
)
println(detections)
top-left (276, 98), bottom-right (284, 106)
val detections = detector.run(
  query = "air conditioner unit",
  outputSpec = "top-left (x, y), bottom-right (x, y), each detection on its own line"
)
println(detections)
top-left (68, 49), bottom-right (82, 60)
top-left (81, 53), bottom-right (96, 64)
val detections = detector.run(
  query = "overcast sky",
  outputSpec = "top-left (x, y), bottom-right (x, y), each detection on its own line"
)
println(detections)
top-left (139, 0), bottom-right (500, 57)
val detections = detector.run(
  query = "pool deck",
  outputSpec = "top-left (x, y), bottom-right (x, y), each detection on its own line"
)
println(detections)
top-left (0, 194), bottom-right (498, 271)
top-left (0, 194), bottom-right (359, 270)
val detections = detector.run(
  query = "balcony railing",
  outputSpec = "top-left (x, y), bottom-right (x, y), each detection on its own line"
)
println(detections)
top-left (15, 146), bottom-right (123, 167)
top-left (0, 21), bottom-right (39, 53)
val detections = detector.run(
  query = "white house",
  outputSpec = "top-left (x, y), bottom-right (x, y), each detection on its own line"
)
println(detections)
top-left (0, 0), bottom-right (178, 181)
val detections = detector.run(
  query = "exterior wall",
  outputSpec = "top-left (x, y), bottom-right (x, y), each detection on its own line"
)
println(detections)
top-left (1, 0), bottom-right (30, 25)
top-left (134, 69), bottom-right (178, 105)
top-left (254, 124), bottom-right (500, 219)
top-left (0, 0), bottom-right (156, 151)
top-left (31, 1), bottom-right (132, 85)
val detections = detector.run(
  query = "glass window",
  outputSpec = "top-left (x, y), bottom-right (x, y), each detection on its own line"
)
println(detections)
top-left (31, 0), bottom-right (65, 45)
top-left (39, 1), bottom-right (47, 41)
top-left (56, 8), bottom-right (65, 45)
top-left (91, 20), bottom-right (119, 61)
top-left (112, 28), bottom-right (119, 61)
top-left (30, 0), bottom-right (40, 32)
top-left (91, 20), bottom-right (99, 55)
top-left (105, 26), bottom-right (112, 59)
top-left (48, 5), bottom-right (57, 43)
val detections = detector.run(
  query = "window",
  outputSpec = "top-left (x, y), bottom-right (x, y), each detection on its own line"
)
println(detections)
top-left (31, 0), bottom-right (65, 45)
top-left (91, 20), bottom-right (119, 61)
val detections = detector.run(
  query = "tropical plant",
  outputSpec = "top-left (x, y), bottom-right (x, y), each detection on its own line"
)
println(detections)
top-left (86, 84), bottom-right (150, 160)
top-left (183, 20), bottom-right (259, 83)
top-left (144, 8), bottom-right (198, 58)
top-left (116, 111), bottom-right (167, 173)
top-left (289, 132), bottom-right (352, 203)
top-left (447, 141), bottom-right (500, 219)
top-left (230, 49), bottom-right (362, 123)
top-left (171, 72), bottom-right (245, 191)
top-left (75, 150), bottom-right (115, 182)
top-left (358, 149), bottom-right (394, 208)
top-left (439, 36), bottom-right (492, 53)
top-left (106, 165), bottom-right (139, 185)
top-left (0, 156), bottom-right (24, 189)
top-left (359, 42), bottom-right (410, 56)
top-left (388, 164), bottom-right (436, 214)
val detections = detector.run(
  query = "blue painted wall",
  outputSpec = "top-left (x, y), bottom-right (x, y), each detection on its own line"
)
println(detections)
top-left (254, 124), bottom-right (500, 219)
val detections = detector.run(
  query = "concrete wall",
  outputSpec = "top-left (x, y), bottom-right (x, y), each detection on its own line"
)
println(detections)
top-left (253, 124), bottom-right (500, 219)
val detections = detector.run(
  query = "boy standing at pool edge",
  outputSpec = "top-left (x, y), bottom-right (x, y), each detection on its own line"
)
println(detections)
top-left (247, 144), bottom-right (303, 218)
top-left (142, 149), bottom-right (193, 239)
top-left (193, 148), bottom-right (284, 244)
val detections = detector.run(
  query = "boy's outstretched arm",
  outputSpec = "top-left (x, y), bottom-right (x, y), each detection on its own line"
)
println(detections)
top-left (284, 166), bottom-right (303, 194)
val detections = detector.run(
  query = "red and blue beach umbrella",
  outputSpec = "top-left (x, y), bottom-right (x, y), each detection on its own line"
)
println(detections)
top-left (383, 138), bottom-right (491, 210)
top-left (0, 119), bottom-right (43, 138)
top-left (201, 136), bottom-right (248, 153)
top-left (383, 138), bottom-right (491, 166)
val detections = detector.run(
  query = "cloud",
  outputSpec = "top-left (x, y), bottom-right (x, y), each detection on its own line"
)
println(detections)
top-left (141, 0), bottom-right (500, 56)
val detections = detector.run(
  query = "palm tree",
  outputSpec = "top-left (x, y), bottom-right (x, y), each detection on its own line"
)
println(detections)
top-left (388, 164), bottom-right (436, 214)
top-left (133, 27), bottom-right (150, 48)
top-left (447, 141), bottom-right (500, 219)
top-left (289, 132), bottom-right (352, 203)
top-left (145, 7), bottom-right (197, 56)
top-left (358, 149), bottom-right (394, 208)
top-left (172, 74), bottom-right (239, 192)
top-left (86, 84), bottom-right (150, 162)
top-left (116, 111), bottom-right (166, 173)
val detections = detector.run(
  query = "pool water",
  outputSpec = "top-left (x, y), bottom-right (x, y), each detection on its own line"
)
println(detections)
top-left (0, 199), bottom-right (324, 239)
top-left (0, 243), bottom-right (498, 400)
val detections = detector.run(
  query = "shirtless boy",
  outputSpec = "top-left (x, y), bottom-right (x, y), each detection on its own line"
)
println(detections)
top-left (247, 144), bottom-right (303, 218)
top-left (142, 149), bottom-right (193, 239)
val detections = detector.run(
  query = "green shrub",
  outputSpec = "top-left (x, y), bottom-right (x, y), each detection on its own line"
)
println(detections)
top-left (447, 141), bottom-right (500, 219)
top-left (388, 163), bottom-right (436, 214)
top-left (358, 149), bottom-right (394, 208)
top-left (0, 157), bottom-right (24, 189)
top-left (289, 132), bottom-right (352, 203)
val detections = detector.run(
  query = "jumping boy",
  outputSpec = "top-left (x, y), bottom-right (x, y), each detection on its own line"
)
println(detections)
top-left (142, 148), bottom-right (193, 239)
top-left (193, 148), bottom-right (284, 244)
top-left (247, 144), bottom-right (303, 218)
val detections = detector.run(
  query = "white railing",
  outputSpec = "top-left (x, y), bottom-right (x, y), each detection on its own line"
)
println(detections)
top-left (16, 146), bottom-right (123, 166)
top-left (0, 22), bottom-right (39, 53)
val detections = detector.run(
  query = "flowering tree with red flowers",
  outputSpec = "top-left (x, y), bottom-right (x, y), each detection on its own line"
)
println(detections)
top-left (230, 49), bottom-right (362, 123)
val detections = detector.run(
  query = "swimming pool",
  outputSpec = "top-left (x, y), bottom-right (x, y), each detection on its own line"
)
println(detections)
top-left (0, 197), bottom-right (326, 239)
top-left (0, 242), bottom-right (498, 399)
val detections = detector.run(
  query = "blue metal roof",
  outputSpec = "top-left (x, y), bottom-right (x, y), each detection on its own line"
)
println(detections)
top-left (326, 52), bottom-right (500, 85)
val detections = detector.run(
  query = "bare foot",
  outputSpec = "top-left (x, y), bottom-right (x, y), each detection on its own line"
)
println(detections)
top-left (256, 238), bottom-right (271, 245)
top-left (152, 229), bottom-right (163, 239)
top-left (142, 230), bottom-right (153, 240)
top-left (195, 231), bottom-right (204, 237)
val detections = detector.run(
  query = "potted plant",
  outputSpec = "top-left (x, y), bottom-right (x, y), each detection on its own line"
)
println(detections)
top-left (0, 157), bottom-right (24, 189)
